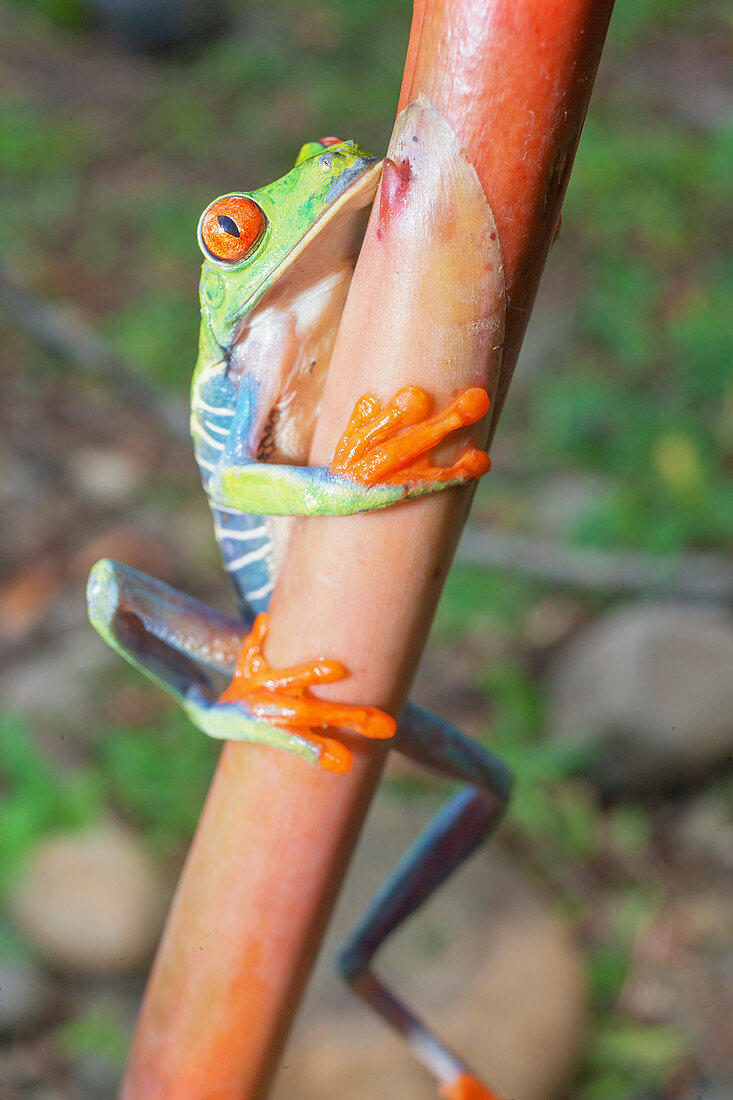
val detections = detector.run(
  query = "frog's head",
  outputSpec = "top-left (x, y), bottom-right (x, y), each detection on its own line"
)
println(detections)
top-left (192, 137), bottom-right (382, 468)
top-left (195, 138), bottom-right (381, 369)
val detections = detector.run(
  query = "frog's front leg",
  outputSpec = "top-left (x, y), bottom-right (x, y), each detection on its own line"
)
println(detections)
top-left (87, 560), bottom-right (394, 772)
top-left (207, 385), bottom-right (491, 517)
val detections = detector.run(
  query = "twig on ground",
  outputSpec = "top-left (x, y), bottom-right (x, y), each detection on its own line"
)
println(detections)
top-left (0, 261), bottom-right (188, 444)
top-left (458, 526), bottom-right (733, 603)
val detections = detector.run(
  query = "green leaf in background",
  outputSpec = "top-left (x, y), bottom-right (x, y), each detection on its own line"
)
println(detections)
top-left (98, 708), bottom-right (218, 856)
top-left (0, 715), bottom-right (103, 899)
top-left (580, 1022), bottom-right (689, 1099)
top-left (55, 997), bottom-right (129, 1066)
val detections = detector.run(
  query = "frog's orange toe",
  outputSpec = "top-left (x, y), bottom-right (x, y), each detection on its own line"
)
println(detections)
top-left (331, 385), bottom-right (491, 488)
top-left (250, 694), bottom-right (396, 741)
top-left (309, 735), bottom-right (353, 774)
top-left (450, 447), bottom-right (492, 480)
top-left (218, 614), bottom-right (395, 771)
top-left (454, 386), bottom-right (491, 421)
top-left (440, 1072), bottom-right (503, 1100)
top-left (352, 706), bottom-right (397, 739)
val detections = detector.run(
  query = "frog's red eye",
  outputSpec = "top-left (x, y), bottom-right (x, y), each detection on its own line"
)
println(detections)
top-left (200, 196), bottom-right (266, 263)
top-left (318, 136), bottom-right (342, 147)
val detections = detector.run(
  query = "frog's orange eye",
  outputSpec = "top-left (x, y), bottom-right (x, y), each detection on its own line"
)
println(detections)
top-left (200, 196), bottom-right (266, 263)
top-left (318, 136), bottom-right (342, 147)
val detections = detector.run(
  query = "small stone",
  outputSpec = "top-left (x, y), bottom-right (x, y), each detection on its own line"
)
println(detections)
top-left (0, 956), bottom-right (54, 1035)
top-left (75, 1052), bottom-right (125, 1099)
top-left (547, 602), bottom-right (733, 793)
top-left (66, 447), bottom-right (147, 506)
top-left (449, 910), bottom-right (587, 1100)
top-left (524, 597), bottom-right (585, 650)
top-left (8, 823), bottom-right (169, 975)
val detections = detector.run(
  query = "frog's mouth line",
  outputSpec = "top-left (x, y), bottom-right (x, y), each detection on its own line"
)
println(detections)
top-left (238, 155), bottom-right (383, 329)
top-left (224, 156), bottom-right (384, 466)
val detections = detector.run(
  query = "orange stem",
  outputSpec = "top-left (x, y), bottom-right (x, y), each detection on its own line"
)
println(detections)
top-left (120, 3), bottom-right (613, 1098)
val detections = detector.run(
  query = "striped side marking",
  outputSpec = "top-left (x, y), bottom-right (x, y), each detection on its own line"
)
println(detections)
top-left (225, 541), bottom-right (271, 572)
top-left (214, 523), bottom-right (267, 542)
top-left (247, 577), bottom-right (275, 602)
top-left (193, 421), bottom-right (226, 451)
top-left (193, 360), bottom-right (229, 388)
top-left (205, 420), bottom-right (230, 436)
top-left (194, 397), bottom-right (235, 417)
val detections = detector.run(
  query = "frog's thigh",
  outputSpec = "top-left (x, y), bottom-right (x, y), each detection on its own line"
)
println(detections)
top-left (87, 559), bottom-right (247, 700)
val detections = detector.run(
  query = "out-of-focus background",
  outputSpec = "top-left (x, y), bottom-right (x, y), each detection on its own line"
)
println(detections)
top-left (0, 1), bottom-right (731, 1097)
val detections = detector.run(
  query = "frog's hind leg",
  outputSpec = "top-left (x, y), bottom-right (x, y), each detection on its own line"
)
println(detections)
top-left (87, 558), bottom-right (249, 705)
top-left (337, 702), bottom-right (512, 1100)
top-left (88, 565), bottom-right (393, 774)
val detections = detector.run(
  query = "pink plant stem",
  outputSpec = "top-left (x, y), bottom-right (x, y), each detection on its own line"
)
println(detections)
top-left (400, 0), bottom-right (615, 435)
top-left (120, 3), bottom-right (614, 1098)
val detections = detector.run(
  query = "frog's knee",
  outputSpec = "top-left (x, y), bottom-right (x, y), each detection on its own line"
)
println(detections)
top-left (86, 558), bottom-right (123, 627)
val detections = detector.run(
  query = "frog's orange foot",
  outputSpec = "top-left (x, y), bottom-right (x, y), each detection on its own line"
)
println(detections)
top-left (219, 613), bottom-right (396, 773)
top-left (440, 1073), bottom-right (503, 1100)
top-left (330, 386), bottom-right (491, 488)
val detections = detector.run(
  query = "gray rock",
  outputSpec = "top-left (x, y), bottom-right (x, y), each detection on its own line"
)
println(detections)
top-left (75, 1053), bottom-right (124, 1099)
top-left (0, 956), bottom-right (53, 1035)
top-left (547, 602), bottom-right (733, 793)
top-left (8, 823), bottom-right (169, 976)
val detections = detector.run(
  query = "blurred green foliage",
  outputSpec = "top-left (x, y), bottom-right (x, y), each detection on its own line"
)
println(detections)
top-left (0, 716), bottom-right (103, 899)
top-left (580, 1022), bottom-right (688, 1099)
top-left (530, 107), bottom-right (733, 553)
top-left (55, 996), bottom-right (130, 1067)
top-left (432, 567), bottom-right (537, 642)
top-left (0, 706), bottom-right (218, 901)
top-left (98, 707), bottom-right (219, 855)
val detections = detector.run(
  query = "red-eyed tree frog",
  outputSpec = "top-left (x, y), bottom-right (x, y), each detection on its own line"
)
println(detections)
top-left (87, 121), bottom-right (510, 1100)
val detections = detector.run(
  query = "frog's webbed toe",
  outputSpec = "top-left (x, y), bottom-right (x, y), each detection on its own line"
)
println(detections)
top-left (330, 386), bottom-right (491, 492)
top-left (204, 612), bottom-right (395, 773)
top-left (187, 693), bottom-right (355, 774)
